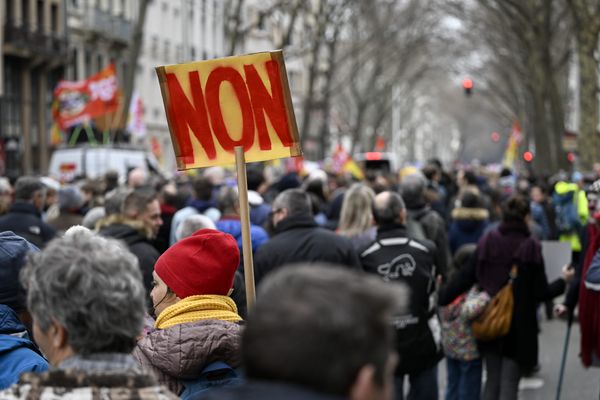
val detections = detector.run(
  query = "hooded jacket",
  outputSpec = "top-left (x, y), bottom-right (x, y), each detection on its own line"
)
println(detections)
top-left (0, 305), bottom-right (48, 389)
top-left (133, 319), bottom-right (242, 395)
top-left (449, 207), bottom-right (489, 254)
top-left (98, 219), bottom-right (159, 293)
top-left (0, 232), bottom-right (39, 313)
top-left (216, 216), bottom-right (269, 256)
top-left (0, 203), bottom-right (56, 248)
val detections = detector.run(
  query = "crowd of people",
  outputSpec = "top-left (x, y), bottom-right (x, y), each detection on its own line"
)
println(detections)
top-left (0, 159), bottom-right (598, 399)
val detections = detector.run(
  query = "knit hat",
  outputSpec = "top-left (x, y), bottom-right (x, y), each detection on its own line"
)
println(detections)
top-left (154, 229), bottom-right (239, 298)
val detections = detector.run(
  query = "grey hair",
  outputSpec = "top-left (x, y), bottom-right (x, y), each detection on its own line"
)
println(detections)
top-left (21, 229), bottom-right (146, 355)
top-left (176, 214), bottom-right (217, 241)
top-left (273, 189), bottom-right (312, 216)
top-left (15, 176), bottom-right (45, 201)
top-left (244, 264), bottom-right (406, 394)
top-left (217, 186), bottom-right (239, 215)
top-left (104, 188), bottom-right (133, 216)
top-left (373, 191), bottom-right (405, 225)
top-left (399, 173), bottom-right (426, 207)
top-left (338, 184), bottom-right (376, 237)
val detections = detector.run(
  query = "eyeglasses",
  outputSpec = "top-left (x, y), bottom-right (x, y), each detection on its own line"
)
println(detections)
top-left (270, 208), bottom-right (284, 218)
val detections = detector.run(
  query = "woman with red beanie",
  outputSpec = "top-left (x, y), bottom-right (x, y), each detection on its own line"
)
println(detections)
top-left (133, 228), bottom-right (243, 396)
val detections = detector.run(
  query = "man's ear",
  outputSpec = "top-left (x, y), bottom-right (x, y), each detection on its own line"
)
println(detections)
top-left (50, 320), bottom-right (69, 350)
top-left (399, 208), bottom-right (407, 224)
top-left (349, 364), bottom-right (376, 400)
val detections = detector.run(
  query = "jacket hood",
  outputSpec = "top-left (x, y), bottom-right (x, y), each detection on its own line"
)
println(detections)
top-left (0, 233), bottom-right (39, 312)
top-left (0, 304), bottom-right (27, 335)
top-left (451, 207), bottom-right (489, 221)
top-left (216, 218), bottom-right (243, 239)
top-left (134, 319), bottom-right (242, 380)
top-left (0, 335), bottom-right (39, 358)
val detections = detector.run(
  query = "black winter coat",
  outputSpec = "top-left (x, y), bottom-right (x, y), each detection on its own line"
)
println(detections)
top-left (440, 222), bottom-right (566, 369)
top-left (407, 206), bottom-right (451, 279)
top-left (0, 203), bottom-right (56, 248)
top-left (253, 214), bottom-right (361, 285)
top-left (99, 223), bottom-right (159, 294)
top-left (360, 224), bottom-right (442, 375)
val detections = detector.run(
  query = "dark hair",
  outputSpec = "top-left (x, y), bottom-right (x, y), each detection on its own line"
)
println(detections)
top-left (243, 265), bottom-right (404, 396)
top-left (501, 195), bottom-right (530, 223)
top-left (122, 189), bottom-right (157, 217)
top-left (273, 189), bottom-right (312, 216)
top-left (373, 191), bottom-right (405, 225)
top-left (247, 167), bottom-right (265, 192)
top-left (460, 190), bottom-right (481, 209)
top-left (192, 176), bottom-right (214, 201)
top-left (15, 177), bottom-right (44, 202)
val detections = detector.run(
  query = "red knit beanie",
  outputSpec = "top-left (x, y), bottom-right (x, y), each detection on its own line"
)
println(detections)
top-left (154, 229), bottom-right (240, 298)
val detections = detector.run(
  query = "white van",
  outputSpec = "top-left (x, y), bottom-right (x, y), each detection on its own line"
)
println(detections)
top-left (48, 145), bottom-right (164, 183)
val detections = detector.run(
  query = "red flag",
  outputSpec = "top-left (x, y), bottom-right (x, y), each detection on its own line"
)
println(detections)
top-left (53, 64), bottom-right (119, 130)
top-left (374, 136), bottom-right (386, 151)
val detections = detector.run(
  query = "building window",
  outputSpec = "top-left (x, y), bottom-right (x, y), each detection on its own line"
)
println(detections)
top-left (162, 2), bottom-right (168, 12)
top-left (163, 40), bottom-right (170, 62)
top-left (176, 45), bottom-right (183, 62)
top-left (37, 0), bottom-right (43, 32)
top-left (51, 4), bottom-right (59, 33)
top-left (173, 7), bottom-right (179, 18)
top-left (151, 36), bottom-right (158, 58)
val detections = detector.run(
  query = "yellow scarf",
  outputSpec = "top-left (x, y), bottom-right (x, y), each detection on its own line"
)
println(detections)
top-left (155, 295), bottom-right (242, 330)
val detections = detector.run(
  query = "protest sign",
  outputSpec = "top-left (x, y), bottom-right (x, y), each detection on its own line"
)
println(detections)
top-left (156, 51), bottom-right (301, 169)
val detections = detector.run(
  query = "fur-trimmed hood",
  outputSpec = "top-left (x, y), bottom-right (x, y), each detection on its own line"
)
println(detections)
top-left (451, 207), bottom-right (489, 221)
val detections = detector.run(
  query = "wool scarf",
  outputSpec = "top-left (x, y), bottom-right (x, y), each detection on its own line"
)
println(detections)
top-left (155, 295), bottom-right (241, 329)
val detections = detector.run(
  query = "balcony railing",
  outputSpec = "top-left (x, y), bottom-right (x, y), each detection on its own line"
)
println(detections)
top-left (85, 7), bottom-right (132, 45)
top-left (4, 21), bottom-right (68, 60)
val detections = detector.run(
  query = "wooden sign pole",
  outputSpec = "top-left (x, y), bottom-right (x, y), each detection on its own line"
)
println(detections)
top-left (235, 146), bottom-right (256, 309)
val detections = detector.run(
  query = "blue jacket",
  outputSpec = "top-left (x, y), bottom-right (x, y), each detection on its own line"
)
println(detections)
top-left (0, 304), bottom-right (48, 389)
top-left (216, 218), bottom-right (269, 256)
top-left (0, 232), bottom-right (39, 313)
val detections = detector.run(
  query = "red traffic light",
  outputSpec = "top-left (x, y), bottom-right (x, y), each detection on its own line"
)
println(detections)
top-left (462, 78), bottom-right (474, 90)
top-left (567, 152), bottom-right (576, 163)
top-left (523, 151), bottom-right (534, 162)
top-left (491, 131), bottom-right (500, 142)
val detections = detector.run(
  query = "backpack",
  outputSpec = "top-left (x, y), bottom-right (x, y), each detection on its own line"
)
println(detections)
top-left (553, 191), bottom-right (581, 234)
top-left (471, 265), bottom-right (517, 341)
top-left (179, 361), bottom-right (243, 400)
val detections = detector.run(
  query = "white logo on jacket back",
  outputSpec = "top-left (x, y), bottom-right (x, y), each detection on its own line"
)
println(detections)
top-left (377, 254), bottom-right (417, 281)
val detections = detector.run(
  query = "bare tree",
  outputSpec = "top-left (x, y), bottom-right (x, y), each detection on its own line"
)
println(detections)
top-left (567, 0), bottom-right (600, 170)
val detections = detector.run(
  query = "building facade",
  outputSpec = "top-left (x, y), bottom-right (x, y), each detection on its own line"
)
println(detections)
top-left (1, 0), bottom-right (68, 177)
top-left (136, 0), bottom-right (225, 172)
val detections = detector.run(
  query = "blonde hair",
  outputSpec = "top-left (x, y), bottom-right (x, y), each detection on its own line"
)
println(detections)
top-left (338, 184), bottom-right (376, 237)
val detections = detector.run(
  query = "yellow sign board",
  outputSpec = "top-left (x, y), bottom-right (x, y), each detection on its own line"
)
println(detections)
top-left (156, 51), bottom-right (302, 169)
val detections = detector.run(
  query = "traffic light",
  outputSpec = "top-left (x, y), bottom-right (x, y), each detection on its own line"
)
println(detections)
top-left (567, 152), bottom-right (576, 163)
top-left (462, 78), bottom-right (474, 96)
top-left (491, 131), bottom-right (500, 142)
top-left (523, 151), bottom-right (534, 163)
